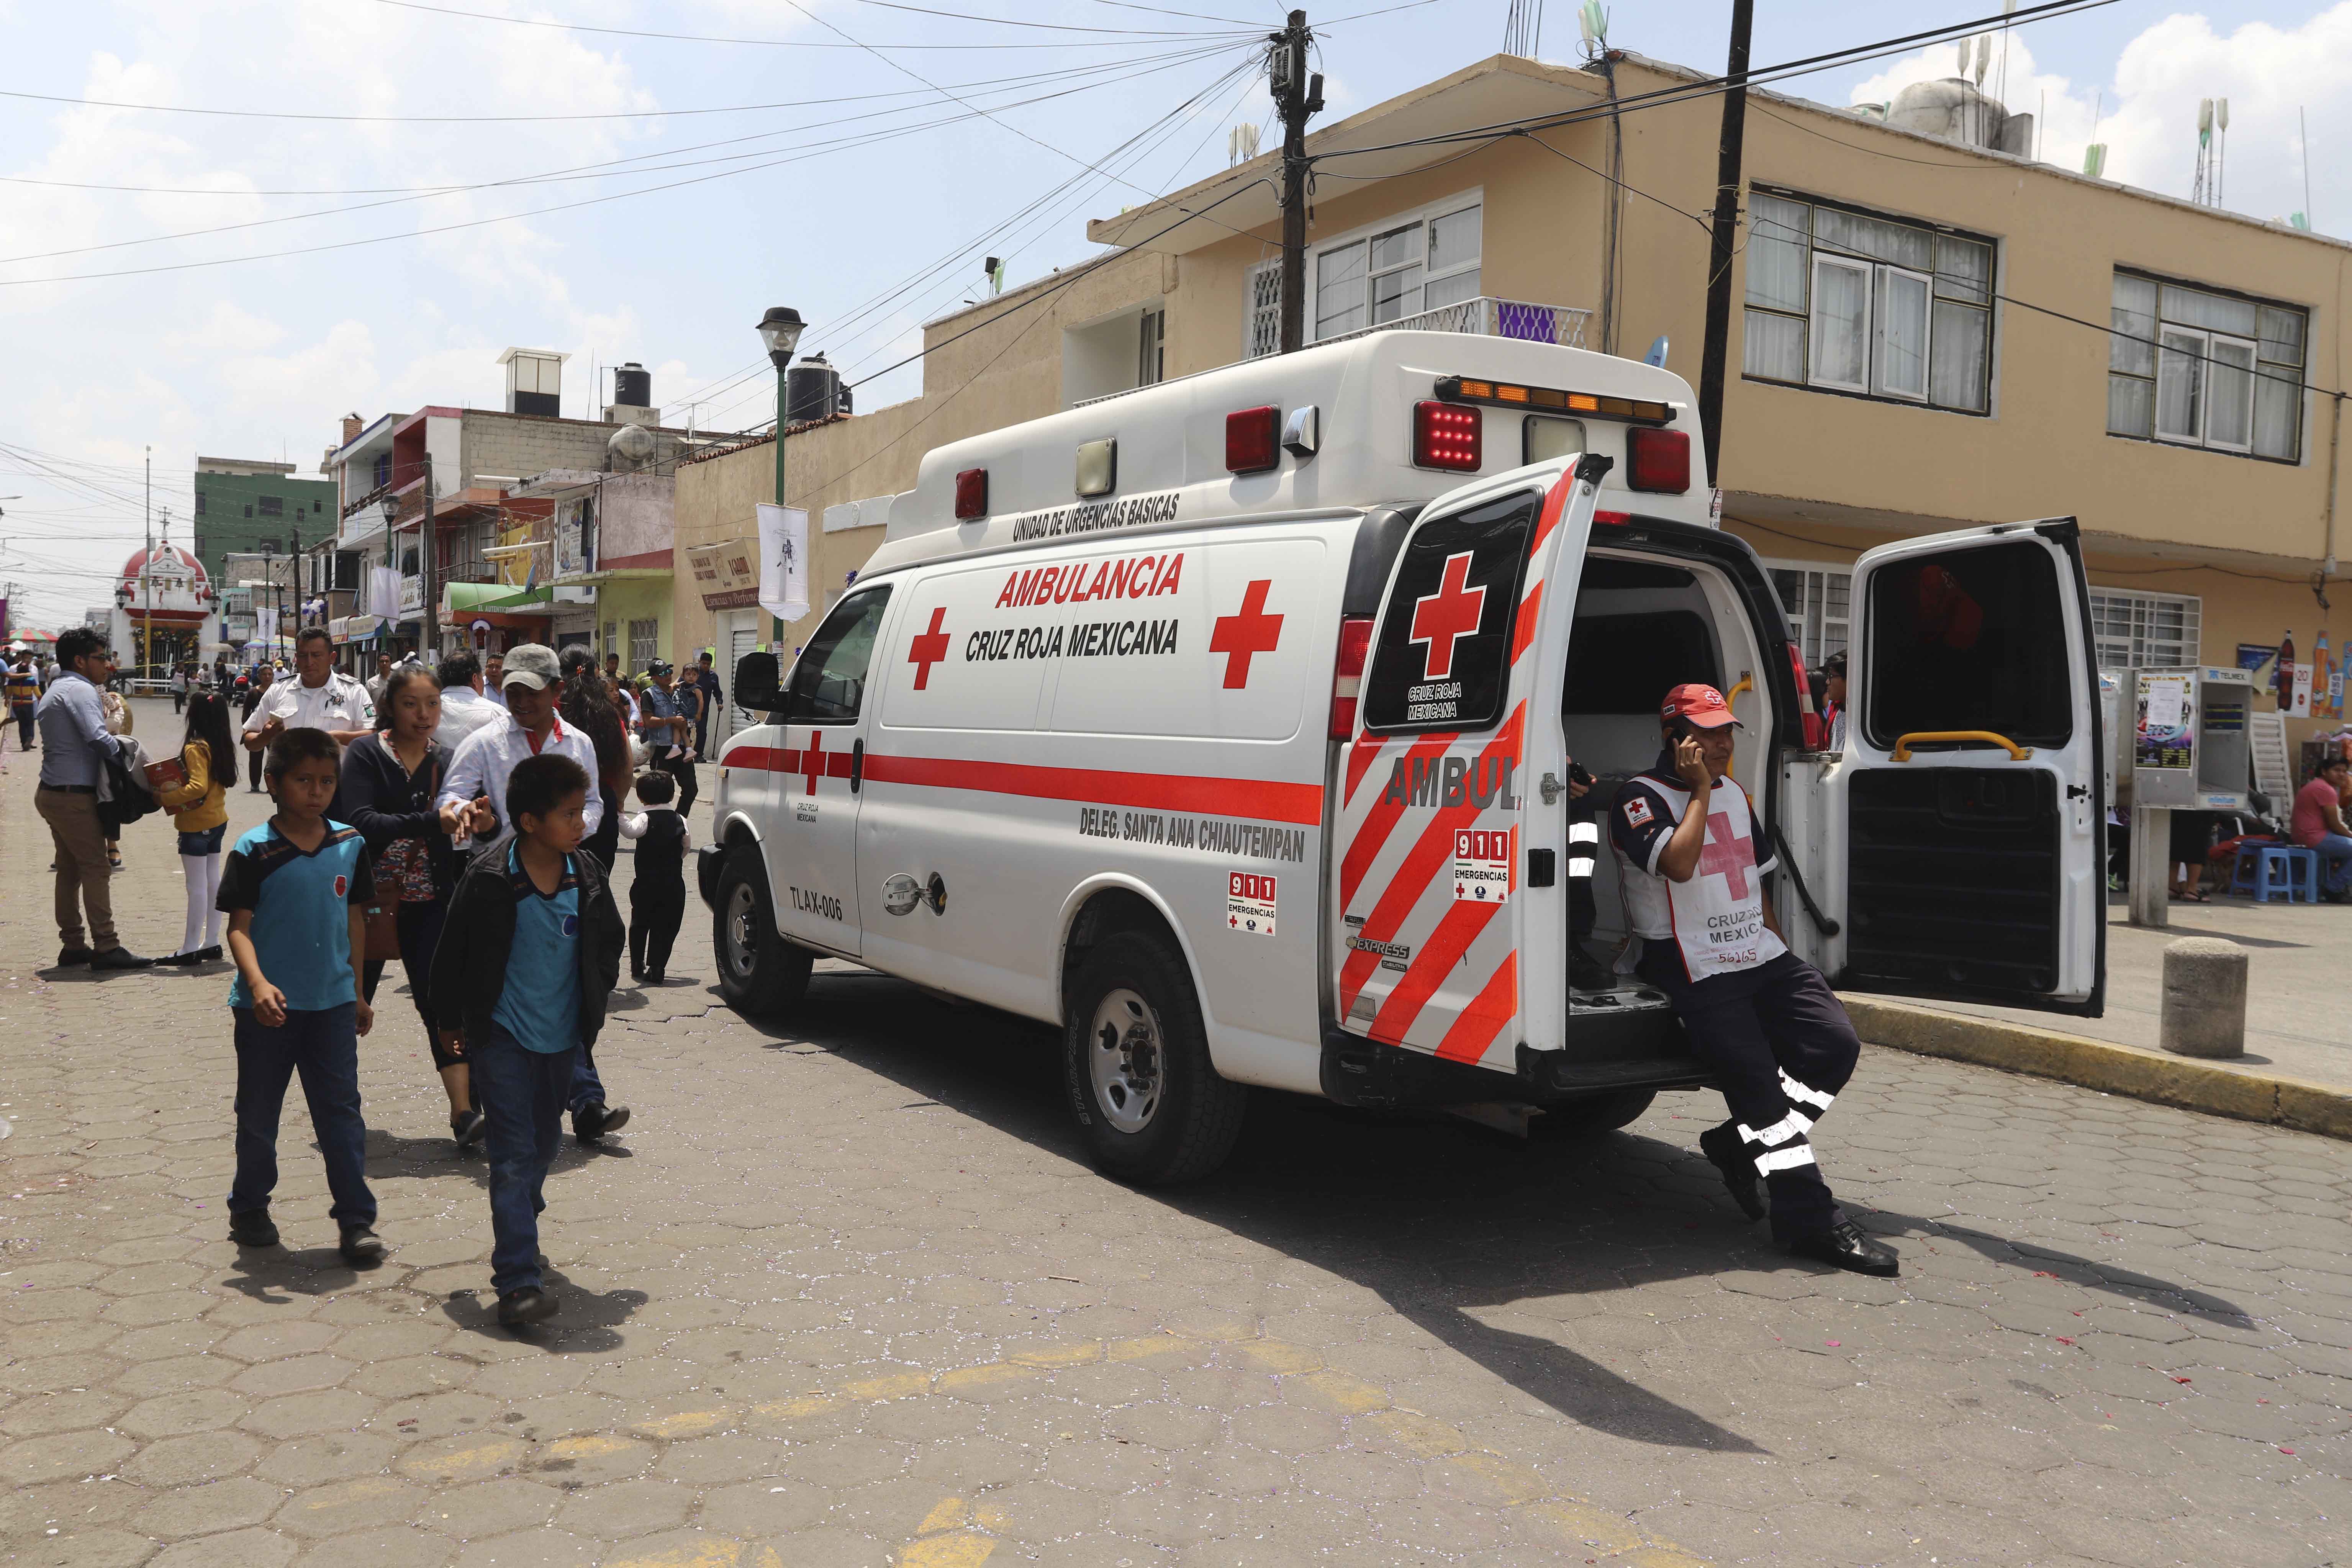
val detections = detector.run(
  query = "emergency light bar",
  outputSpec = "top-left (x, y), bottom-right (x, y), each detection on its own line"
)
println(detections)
top-left (1434, 376), bottom-right (1675, 426)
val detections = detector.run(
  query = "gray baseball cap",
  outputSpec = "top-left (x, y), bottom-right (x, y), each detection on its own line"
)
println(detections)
top-left (500, 643), bottom-right (561, 691)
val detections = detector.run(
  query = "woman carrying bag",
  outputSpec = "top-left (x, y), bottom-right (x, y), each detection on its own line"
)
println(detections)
top-left (338, 665), bottom-right (482, 1148)
top-left (155, 691), bottom-right (234, 965)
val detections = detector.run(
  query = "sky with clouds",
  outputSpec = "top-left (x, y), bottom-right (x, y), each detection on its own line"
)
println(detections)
top-left (1, 0), bottom-right (2345, 629)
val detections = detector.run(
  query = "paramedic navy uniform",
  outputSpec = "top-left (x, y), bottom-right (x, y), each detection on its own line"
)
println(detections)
top-left (1610, 749), bottom-right (1862, 1243)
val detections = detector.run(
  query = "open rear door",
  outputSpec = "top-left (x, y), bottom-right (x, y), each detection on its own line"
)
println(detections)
top-left (1818, 518), bottom-right (2105, 1015)
top-left (1327, 455), bottom-right (1605, 1074)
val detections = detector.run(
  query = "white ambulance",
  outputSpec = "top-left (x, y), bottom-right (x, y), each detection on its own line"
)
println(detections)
top-left (703, 331), bottom-right (2106, 1183)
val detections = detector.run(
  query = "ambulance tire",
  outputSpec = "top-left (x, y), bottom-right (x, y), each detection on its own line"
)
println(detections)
top-left (714, 847), bottom-right (814, 1019)
top-left (1063, 932), bottom-right (1246, 1186)
top-left (1530, 1088), bottom-right (1657, 1140)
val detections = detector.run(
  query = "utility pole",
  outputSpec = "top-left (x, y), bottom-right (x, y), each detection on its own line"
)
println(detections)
top-left (420, 457), bottom-right (440, 658)
top-left (1695, 0), bottom-right (1754, 487)
top-left (1270, 10), bottom-right (1323, 354)
top-left (143, 446), bottom-right (152, 681)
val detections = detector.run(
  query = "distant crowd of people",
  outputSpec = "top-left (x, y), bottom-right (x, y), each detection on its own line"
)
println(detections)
top-left (21, 627), bottom-right (715, 1329)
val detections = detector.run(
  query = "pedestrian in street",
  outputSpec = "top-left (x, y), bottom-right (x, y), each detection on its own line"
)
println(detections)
top-left (437, 644), bottom-right (603, 851)
top-left (1609, 684), bottom-right (1898, 1276)
top-left (170, 661), bottom-right (189, 715)
top-left (431, 752), bottom-right (624, 1328)
top-left (34, 629), bottom-right (154, 971)
top-left (691, 649), bottom-right (723, 759)
top-left (432, 652), bottom-right (505, 755)
top-left (100, 676), bottom-right (132, 871)
top-left (218, 725), bottom-right (386, 1265)
top-left (7, 652), bottom-right (39, 751)
top-left (482, 650), bottom-right (508, 710)
top-left (620, 768), bottom-right (691, 985)
top-left (2292, 753), bottom-right (2352, 902)
top-left (155, 691), bottom-right (233, 966)
top-left (237, 665), bottom-right (274, 792)
top-left (242, 629), bottom-right (375, 781)
top-left (365, 651), bottom-right (395, 713)
top-left (558, 646), bottom-right (631, 874)
top-left (341, 665), bottom-right (485, 1148)
top-left (637, 660), bottom-right (698, 815)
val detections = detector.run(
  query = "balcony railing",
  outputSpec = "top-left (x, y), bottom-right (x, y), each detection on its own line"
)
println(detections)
top-left (1315, 295), bottom-right (1593, 351)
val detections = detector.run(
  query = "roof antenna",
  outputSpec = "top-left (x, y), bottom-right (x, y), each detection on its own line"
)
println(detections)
top-left (2083, 88), bottom-right (2106, 178)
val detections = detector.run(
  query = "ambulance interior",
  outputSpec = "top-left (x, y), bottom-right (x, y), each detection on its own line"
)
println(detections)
top-left (1562, 548), bottom-right (1775, 1004)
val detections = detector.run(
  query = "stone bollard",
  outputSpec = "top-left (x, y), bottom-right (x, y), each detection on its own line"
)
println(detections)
top-left (2159, 937), bottom-right (2248, 1059)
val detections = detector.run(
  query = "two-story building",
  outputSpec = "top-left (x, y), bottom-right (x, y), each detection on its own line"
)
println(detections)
top-left (676, 49), bottom-right (2352, 750)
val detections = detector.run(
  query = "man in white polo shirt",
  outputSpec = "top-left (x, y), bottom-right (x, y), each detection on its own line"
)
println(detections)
top-left (1610, 683), bottom-right (1897, 1278)
top-left (438, 643), bottom-right (603, 849)
top-left (242, 627), bottom-right (375, 763)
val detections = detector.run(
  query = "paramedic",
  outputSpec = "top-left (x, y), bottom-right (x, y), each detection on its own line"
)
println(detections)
top-left (1609, 683), bottom-right (1898, 1277)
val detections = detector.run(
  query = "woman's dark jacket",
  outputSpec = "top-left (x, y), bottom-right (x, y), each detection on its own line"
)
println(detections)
top-left (337, 732), bottom-right (458, 897)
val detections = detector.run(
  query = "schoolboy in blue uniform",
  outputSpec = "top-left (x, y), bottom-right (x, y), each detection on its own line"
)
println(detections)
top-left (218, 726), bottom-right (385, 1264)
top-left (1610, 683), bottom-right (1897, 1277)
top-left (432, 752), bottom-right (625, 1327)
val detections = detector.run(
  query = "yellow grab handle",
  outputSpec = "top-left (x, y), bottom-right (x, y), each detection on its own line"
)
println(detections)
top-left (1725, 675), bottom-right (1754, 710)
top-left (1890, 730), bottom-right (2032, 762)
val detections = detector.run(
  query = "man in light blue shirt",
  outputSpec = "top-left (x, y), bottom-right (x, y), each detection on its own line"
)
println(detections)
top-left (34, 628), bottom-right (153, 970)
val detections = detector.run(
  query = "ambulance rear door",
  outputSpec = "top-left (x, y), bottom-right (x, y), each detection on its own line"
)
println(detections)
top-left (1329, 455), bottom-right (1609, 1069)
top-left (1813, 518), bottom-right (2106, 1015)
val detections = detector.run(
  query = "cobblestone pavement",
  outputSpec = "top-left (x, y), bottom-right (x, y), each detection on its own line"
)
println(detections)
top-left (2, 720), bottom-right (2349, 1567)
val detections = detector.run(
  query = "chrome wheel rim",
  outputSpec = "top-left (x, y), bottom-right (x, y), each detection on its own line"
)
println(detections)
top-left (723, 881), bottom-right (759, 978)
top-left (1088, 987), bottom-right (1163, 1133)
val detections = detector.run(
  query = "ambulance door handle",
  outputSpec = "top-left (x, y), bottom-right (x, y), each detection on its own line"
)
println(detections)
top-left (851, 738), bottom-right (865, 794)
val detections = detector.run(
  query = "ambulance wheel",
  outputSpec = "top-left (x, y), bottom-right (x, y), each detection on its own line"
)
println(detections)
top-left (1063, 932), bottom-right (1246, 1185)
top-left (1531, 1088), bottom-right (1656, 1139)
top-left (714, 847), bottom-right (813, 1019)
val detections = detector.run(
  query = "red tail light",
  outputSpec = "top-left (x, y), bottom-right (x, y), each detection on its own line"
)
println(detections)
top-left (1787, 639), bottom-right (1823, 749)
top-left (1626, 427), bottom-right (1689, 493)
top-left (1329, 615), bottom-right (1374, 739)
top-left (954, 467), bottom-right (988, 519)
top-left (1593, 509), bottom-right (1632, 527)
top-left (1413, 401), bottom-right (1481, 471)
top-left (1225, 406), bottom-right (1280, 474)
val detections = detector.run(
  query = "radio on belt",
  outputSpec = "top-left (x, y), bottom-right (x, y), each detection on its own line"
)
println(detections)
top-left (696, 327), bottom-right (2104, 1188)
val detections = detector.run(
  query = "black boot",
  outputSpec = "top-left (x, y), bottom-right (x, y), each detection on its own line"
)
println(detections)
top-left (498, 1286), bottom-right (557, 1327)
top-left (229, 1207), bottom-right (279, 1248)
top-left (1785, 1220), bottom-right (1900, 1276)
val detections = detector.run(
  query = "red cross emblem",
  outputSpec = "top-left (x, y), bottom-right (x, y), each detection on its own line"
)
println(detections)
top-left (800, 728), bottom-right (826, 797)
top-left (906, 606), bottom-right (951, 691)
top-left (1209, 579), bottom-right (1284, 690)
top-left (1695, 810), bottom-right (1753, 899)
top-left (1409, 551), bottom-right (1486, 679)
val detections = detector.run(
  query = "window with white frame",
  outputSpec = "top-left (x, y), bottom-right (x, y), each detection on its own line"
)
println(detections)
top-left (1311, 200), bottom-right (1481, 341)
top-left (2107, 271), bottom-right (2304, 462)
top-left (628, 618), bottom-right (658, 674)
top-left (2087, 587), bottom-right (2200, 669)
top-left (1766, 562), bottom-right (1852, 664)
top-left (1743, 190), bottom-right (1995, 415)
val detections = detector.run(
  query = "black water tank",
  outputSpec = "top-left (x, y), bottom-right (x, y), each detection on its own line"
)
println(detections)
top-left (786, 353), bottom-right (850, 424)
top-left (613, 362), bottom-right (651, 408)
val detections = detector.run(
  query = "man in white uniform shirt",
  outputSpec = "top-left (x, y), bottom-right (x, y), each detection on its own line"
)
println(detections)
top-left (241, 627), bottom-right (375, 763)
top-left (1610, 683), bottom-right (1897, 1277)
top-left (438, 643), bottom-right (603, 848)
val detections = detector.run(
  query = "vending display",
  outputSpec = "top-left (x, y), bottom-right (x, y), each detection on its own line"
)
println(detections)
top-left (2123, 665), bottom-right (2254, 810)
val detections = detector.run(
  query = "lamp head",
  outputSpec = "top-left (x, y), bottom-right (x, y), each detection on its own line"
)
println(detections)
top-left (379, 492), bottom-right (399, 525)
top-left (757, 306), bottom-right (805, 369)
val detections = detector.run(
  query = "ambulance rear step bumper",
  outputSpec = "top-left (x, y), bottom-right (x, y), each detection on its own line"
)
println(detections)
top-left (1319, 1015), bottom-right (1710, 1110)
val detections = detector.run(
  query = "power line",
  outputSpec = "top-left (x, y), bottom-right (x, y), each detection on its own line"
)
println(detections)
top-left (369, 0), bottom-right (1251, 49)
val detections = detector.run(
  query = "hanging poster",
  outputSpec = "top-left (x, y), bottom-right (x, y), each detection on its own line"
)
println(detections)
top-left (2134, 671), bottom-right (2193, 771)
top-left (757, 503), bottom-right (810, 626)
top-left (2237, 643), bottom-right (2279, 675)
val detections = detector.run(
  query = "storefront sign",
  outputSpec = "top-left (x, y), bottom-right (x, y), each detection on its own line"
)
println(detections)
top-left (688, 538), bottom-right (759, 605)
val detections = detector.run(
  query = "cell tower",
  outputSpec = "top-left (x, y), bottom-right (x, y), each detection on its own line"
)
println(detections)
top-left (2192, 97), bottom-right (2229, 206)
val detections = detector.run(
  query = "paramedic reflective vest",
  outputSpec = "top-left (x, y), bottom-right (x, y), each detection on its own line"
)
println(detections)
top-left (1608, 760), bottom-right (1786, 982)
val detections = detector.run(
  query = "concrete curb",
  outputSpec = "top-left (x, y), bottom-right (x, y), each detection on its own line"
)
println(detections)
top-left (1839, 995), bottom-right (2352, 1144)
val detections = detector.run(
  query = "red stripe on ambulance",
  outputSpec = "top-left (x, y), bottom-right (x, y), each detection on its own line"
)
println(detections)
top-left (862, 753), bottom-right (1322, 825)
top-left (1338, 730), bottom-right (1457, 910)
top-left (1432, 952), bottom-right (1519, 1064)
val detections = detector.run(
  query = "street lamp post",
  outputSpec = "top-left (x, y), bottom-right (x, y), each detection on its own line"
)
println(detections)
top-left (379, 491), bottom-right (401, 663)
top-left (756, 306), bottom-right (805, 647)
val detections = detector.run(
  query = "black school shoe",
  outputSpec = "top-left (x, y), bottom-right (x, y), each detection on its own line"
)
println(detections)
top-left (338, 1225), bottom-right (387, 1267)
top-left (55, 946), bottom-right (93, 967)
top-left (451, 1108), bottom-right (486, 1148)
top-left (1785, 1220), bottom-right (1900, 1277)
top-left (229, 1208), bottom-right (279, 1247)
top-left (572, 1103), bottom-right (630, 1144)
top-left (91, 947), bottom-right (156, 971)
top-left (1698, 1123), bottom-right (1767, 1222)
top-left (498, 1286), bottom-right (557, 1327)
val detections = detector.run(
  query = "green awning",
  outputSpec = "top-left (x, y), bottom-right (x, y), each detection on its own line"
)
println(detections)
top-left (443, 581), bottom-right (553, 613)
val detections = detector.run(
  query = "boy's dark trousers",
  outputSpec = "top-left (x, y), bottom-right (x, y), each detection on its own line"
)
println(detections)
top-left (630, 874), bottom-right (686, 978)
top-left (229, 1003), bottom-right (375, 1226)
top-left (246, 743), bottom-right (267, 791)
top-left (657, 752), bottom-right (698, 815)
top-left (1635, 949), bottom-right (1860, 1242)
top-left (15, 703), bottom-right (36, 748)
top-left (472, 1024), bottom-right (574, 1295)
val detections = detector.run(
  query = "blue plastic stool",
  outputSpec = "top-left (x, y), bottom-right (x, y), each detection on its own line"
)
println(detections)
top-left (2230, 845), bottom-right (2318, 904)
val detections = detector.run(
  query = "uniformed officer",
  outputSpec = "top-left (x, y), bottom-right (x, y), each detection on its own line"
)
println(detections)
top-left (1609, 683), bottom-right (1898, 1276)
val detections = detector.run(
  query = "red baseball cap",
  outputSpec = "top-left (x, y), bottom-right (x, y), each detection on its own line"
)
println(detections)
top-left (1659, 683), bottom-right (1740, 729)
